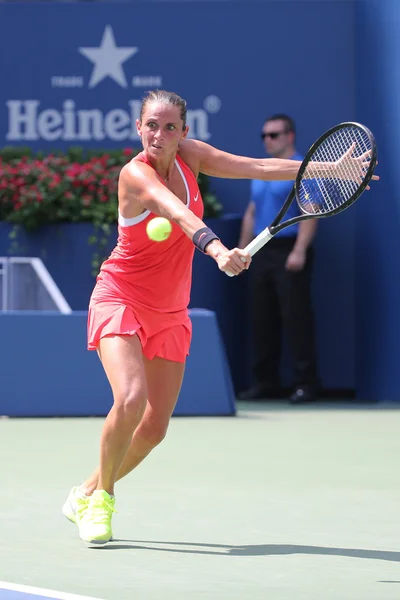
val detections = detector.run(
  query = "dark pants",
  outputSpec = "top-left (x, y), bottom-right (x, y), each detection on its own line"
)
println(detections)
top-left (250, 236), bottom-right (318, 390)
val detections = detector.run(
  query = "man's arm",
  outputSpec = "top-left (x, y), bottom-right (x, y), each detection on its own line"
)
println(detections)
top-left (293, 219), bottom-right (318, 252)
top-left (238, 201), bottom-right (256, 249)
top-left (285, 219), bottom-right (318, 272)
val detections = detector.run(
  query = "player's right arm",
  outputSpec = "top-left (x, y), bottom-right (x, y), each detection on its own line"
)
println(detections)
top-left (119, 161), bottom-right (251, 276)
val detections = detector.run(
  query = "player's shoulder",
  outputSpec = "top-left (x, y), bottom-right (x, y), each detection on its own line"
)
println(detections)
top-left (179, 138), bottom-right (203, 154)
top-left (121, 154), bottom-right (151, 178)
top-left (178, 138), bottom-right (204, 159)
top-left (177, 139), bottom-right (203, 177)
top-left (119, 154), bottom-right (158, 193)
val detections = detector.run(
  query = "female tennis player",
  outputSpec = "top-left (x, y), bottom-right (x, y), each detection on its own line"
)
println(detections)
top-left (62, 90), bottom-right (376, 546)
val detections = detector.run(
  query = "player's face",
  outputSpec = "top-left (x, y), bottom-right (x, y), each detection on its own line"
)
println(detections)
top-left (261, 119), bottom-right (293, 158)
top-left (137, 102), bottom-right (189, 158)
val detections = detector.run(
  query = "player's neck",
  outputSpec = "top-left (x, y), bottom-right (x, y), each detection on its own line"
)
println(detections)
top-left (144, 152), bottom-right (177, 182)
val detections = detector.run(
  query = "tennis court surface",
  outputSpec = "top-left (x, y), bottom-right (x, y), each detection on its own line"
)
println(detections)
top-left (1, 401), bottom-right (400, 600)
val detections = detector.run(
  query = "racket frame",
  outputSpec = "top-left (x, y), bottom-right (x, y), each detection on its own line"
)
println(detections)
top-left (244, 121), bottom-right (377, 258)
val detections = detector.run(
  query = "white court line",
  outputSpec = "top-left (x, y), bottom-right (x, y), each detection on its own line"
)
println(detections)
top-left (0, 581), bottom-right (103, 600)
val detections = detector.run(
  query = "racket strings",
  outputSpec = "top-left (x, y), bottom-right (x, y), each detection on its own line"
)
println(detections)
top-left (298, 125), bottom-right (372, 215)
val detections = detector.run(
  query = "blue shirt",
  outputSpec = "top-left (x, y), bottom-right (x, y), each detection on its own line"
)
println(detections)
top-left (251, 151), bottom-right (303, 238)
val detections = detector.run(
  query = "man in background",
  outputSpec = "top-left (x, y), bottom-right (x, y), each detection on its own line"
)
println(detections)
top-left (239, 114), bottom-right (319, 404)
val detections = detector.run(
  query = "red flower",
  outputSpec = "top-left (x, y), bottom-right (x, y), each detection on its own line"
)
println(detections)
top-left (0, 148), bottom-right (143, 231)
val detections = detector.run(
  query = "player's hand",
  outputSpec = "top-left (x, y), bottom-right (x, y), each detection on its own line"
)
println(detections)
top-left (207, 241), bottom-right (251, 275)
top-left (285, 248), bottom-right (306, 272)
top-left (216, 247), bottom-right (251, 275)
top-left (335, 143), bottom-right (379, 189)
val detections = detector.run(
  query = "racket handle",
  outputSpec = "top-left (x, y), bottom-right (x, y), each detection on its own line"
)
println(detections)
top-left (225, 227), bottom-right (273, 277)
top-left (244, 227), bottom-right (273, 256)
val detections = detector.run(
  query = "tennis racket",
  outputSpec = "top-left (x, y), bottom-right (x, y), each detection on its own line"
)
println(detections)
top-left (227, 121), bottom-right (377, 276)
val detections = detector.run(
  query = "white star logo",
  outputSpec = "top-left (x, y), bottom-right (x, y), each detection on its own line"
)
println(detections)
top-left (79, 25), bottom-right (138, 89)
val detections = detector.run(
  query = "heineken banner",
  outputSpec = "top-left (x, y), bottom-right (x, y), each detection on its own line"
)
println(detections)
top-left (0, 0), bottom-right (354, 212)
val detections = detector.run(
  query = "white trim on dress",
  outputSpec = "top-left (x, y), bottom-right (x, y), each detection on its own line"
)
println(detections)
top-left (118, 158), bottom-right (190, 227)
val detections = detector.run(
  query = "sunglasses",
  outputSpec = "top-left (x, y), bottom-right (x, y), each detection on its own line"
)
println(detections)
top-left (260, 131), bottom-right (289, 141)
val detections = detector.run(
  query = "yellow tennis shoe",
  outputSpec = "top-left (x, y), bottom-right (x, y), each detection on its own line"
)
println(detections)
top-left (77, 490), bottom-right (115, 546)
top-left (62, 486), bottom-right (89, 524)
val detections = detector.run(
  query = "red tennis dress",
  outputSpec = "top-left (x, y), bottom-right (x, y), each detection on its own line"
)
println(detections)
top-left (87, 153), bottom-right (204, 362)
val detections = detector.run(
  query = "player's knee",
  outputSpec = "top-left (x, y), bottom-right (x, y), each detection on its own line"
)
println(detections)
top-left (142, 422), bottom-right (168, 449)
top-left (114, 388), bottom-right (147, 421)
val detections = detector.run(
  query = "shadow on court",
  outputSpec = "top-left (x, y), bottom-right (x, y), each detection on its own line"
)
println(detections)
top-left (97, 540), bottom-right (400, 562)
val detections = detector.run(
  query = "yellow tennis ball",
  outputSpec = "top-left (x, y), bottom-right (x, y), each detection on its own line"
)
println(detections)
top-left (146, 217), bottom-right (172, 242)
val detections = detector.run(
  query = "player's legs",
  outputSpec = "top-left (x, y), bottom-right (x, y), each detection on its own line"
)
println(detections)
top-left (94, 334), bottom-right (148, 496)
top-left (75, 333), bottom-right (148, 545)
top-left (81, 318), bottom-right (192, 495)
top-left (118, 355), bottom-right (184, 479)
top-left (81, 356), bottom-right (184, 493)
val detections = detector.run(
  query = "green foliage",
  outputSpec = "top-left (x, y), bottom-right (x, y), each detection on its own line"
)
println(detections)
top-left (0, 146), bottom-right (222, 228)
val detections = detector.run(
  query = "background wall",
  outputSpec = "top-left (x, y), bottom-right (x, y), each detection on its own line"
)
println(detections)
top-left (355, 0), bottom-right (400, 401)
top-left (0, 0), bottom-right (395, 399)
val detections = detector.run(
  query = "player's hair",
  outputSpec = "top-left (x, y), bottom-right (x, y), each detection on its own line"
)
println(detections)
top-left (265, 114), bottom-right (296, 136)
top-left (140, 90), bottom-right (187, 129)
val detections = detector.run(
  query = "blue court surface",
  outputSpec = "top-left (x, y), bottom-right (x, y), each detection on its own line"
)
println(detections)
top-left (0, 584), bottom-right (101, 600)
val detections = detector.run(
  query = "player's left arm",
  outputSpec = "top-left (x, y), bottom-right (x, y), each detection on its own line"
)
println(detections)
top-left (180, 139), bottom-right (379, 186)
top-left (179, 138), bottom-right (301, 181)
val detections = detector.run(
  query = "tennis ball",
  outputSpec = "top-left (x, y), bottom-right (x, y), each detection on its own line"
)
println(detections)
top-left (146, 217), bottom-right (172, 242)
